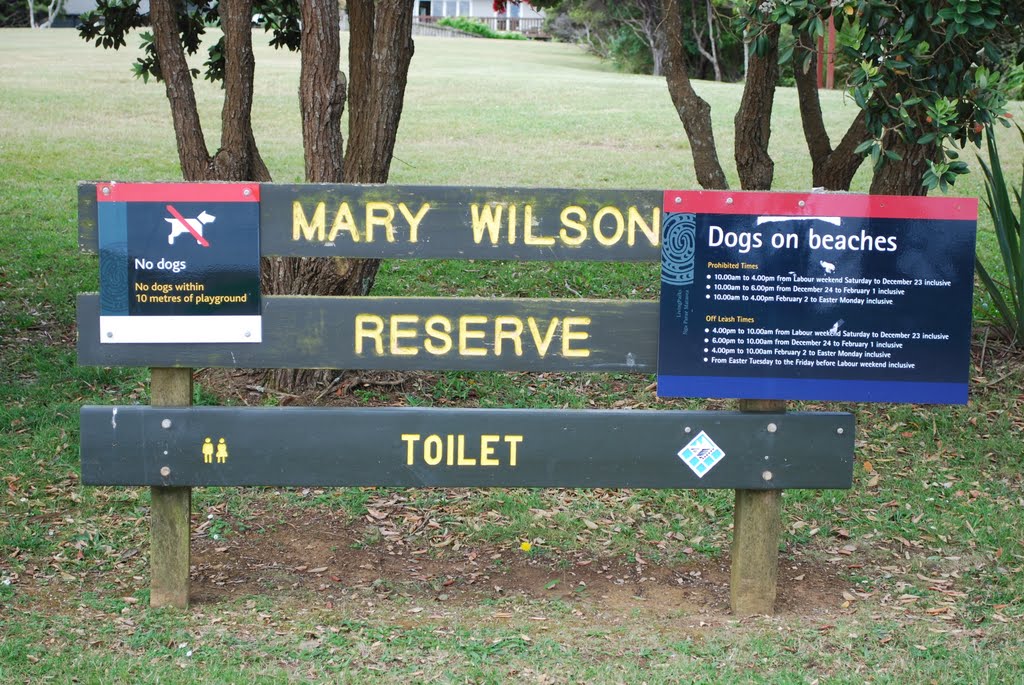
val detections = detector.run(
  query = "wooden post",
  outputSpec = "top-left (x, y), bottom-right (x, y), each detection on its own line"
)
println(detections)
top-left (730, 398), bottom-right (784, 615)
top-left (149, 367), bottom-right (192, 609)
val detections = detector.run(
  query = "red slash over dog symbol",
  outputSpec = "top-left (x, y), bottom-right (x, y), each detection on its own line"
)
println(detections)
top-left (166, 204), bottom-right (211, 247)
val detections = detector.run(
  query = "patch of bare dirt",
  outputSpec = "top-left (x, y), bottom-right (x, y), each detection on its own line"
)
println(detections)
top-left (188, 508), bottom-right (846, 625)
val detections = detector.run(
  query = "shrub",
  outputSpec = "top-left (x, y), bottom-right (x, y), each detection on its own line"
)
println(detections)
top-left (975, 123), bottom-right (1024, 346)
top-left (437, 16), bottom-right (526, 40)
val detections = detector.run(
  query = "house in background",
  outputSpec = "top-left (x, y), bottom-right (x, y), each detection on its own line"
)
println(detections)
top-left (61, 0), bottom-right (149, 24)
top-left (415, 1), bottom-right (545, 34)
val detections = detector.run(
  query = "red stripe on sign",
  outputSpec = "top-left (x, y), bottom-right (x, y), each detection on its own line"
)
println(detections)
top-left (96, 183), bottom-right (260, 203)
top-left (662, 190), bottom-right (977, 221)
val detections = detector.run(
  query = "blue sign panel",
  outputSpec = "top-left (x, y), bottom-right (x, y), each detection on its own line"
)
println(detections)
top-left (657, 191), bottom-right (978, 404)
top-left (97, 183), bottom-right (261, 344)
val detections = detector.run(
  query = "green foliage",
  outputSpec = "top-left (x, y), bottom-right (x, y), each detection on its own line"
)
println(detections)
top-left (609, 25), bottom-right (652, 74)
top-left (976, 123), bottom-right (1024, 345)
top-left (0, 0), bottom-right (29, 26)
top-left (437, 16), bottom-right (526, 40)
top-left (752, 0), bottom-right (1022, 190)
top-left (78, 0), bottom-right (301, 84)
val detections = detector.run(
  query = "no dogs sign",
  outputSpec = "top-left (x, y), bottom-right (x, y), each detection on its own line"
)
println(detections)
top-left (96, 183), bottom-right (261, 343)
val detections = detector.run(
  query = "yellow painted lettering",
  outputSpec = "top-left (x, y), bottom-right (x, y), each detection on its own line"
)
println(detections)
top-left (628, 206), bottom-right (660, 247)
top-left (523, 204), bottom-right (554, 246)
top-left (326, 202), bottom-right (359, 242)
top-left (505, 435), bottom-right (523, 466)
top-left (480, 435), bottom-right (499, 466)
top-left (402, 434), bottom-right (421, 465)
top-left (471, 204), bottom-right (504, 244)
top-left (593, 206), bottom-right (625, 246)
top-left (527, 317), bottom-right (560, 357)
top-left (293, 201), bottom-right (326, 241)
top-left (457, 435), bottom-right (475, 465)
top-left (398, 202), bottom-right (430, 243)
top-left (507, 204), bottom-right (517, 245)
top-left (559, 205), bottom-right (587, 246)
top-left (458, 315), bottom-right (488, 356)
top-left (424, 315), bottom-right (453, 355)
top-left (389, 314), bottom-right (419, 356)
top-left (365, 201), bottom-right (396, 243)
top-left (354, 314), bottom-right (384, 355)
top-left (424, 435), bottom-right (443, 466)
top-left (447, 434), bottom-right (455, 466)
top-left (561, 316), bottom-right (592, 357)
top-left (494, 315), bottom-right (524, 356)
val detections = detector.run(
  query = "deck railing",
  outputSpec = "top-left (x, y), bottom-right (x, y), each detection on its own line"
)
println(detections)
top-left (416, 15), bottom-right (545, 34)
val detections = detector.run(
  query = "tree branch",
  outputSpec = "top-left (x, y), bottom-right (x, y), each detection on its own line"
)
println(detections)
top-left (734, 23), bottom-right (778, 190)
top-left (344, 0), bottom-right (415, 183)
top-left (149, 0), bottom-right (211, 180)
top-left (213, 0), bottom-right (264, 180)
top-left (300, 0), bottom-right (346, 183)
top-left (793, 31), bottom-right (867, 190)
top-left (662, 0), bottom-right (728, 190)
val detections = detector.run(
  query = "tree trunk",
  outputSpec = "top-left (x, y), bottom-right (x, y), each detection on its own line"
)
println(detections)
top-left (662, 0), bottom-right (728, 190)
top-left (267, 0), bottom-right (415, 391)
top-left (734, 24), bottom-right (778, 191)
top-left (869, 133), bottom-right (939, 196)
top-left (344, 0), bottom-right (415, 183)
top-left (792, 32), bottom-right (867, 190)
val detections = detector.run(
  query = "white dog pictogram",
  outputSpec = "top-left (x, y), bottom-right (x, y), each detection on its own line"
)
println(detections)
top-left (167, 210), bottom-right (216, 245)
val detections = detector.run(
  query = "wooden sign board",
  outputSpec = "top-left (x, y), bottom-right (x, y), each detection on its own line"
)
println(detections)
top-left (80, 406), bottom-right (855, 489)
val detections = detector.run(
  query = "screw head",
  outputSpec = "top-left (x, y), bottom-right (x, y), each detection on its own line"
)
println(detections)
top-left (684, 426), bottom-right (692, 434)
top-left (160, 466), bottom-right (171, 478)
top-left (161, 419), bottom-right (172, 429)
top-left (243, 187), bottom-right (252, 197)
top-left (837, 427), bottom-right (845, 435)
top-left (798, 200), bottom-right (806, 207)
top-left (767, 422), bottom-right (778, 433)
top-left (725, 197), bottom-right (734, 205)
top-left (762, 470), bottom-right (773, 481)
top-left (106, 331), bottom-right (113, 339)
top-left (102, 186), bottom-right (111, 196)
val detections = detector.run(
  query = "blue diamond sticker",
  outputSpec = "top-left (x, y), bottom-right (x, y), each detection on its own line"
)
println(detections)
top-left (677, 431), bottom-right (725, 478)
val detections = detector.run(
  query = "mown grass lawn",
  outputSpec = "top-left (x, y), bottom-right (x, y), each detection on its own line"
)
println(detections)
top-left (1, 27), bottom-right (1024, 683)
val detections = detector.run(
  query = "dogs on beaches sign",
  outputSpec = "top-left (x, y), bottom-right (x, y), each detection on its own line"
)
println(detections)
top-left (657, 190), bottom-right (978, 404)
top-left (96, 183), bottom-right (261, 344)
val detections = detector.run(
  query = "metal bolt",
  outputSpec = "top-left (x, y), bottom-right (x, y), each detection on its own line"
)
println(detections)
top-left (106, 331), bottom-right (113, 338)
top-left (675, 196), bottom-right (682, 203)
top-left (160, 466), bottom-right (171, 478)
top-left (243, 187), bottom-right (252, 197)
top-left (764, 455), bottom-right (770, 461)
top-left (798, 200), bottom-right (806, 207)
top-left (684, 426), bottom-right (692, 434)
top-left (102, 186), bottom-right (111, 196)
top-left (762, 470), bottom-right (773, 481)
top-left (161, 419), bottom-right (172, 429)
top-left (837, 427), bottom-right (845, 435)
top-left (767, 422), bottom-right (778, 433)
top-left (244, 330), bottom-right (251, 338)
top-left (725, 197), bottom-right (734, 205)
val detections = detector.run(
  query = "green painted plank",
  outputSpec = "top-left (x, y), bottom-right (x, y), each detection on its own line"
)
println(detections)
top-left (78, 294), bottom-right (659, 371)
top-left (80, 406), bottom-right (855, 489)
top-left (78, 183), bottom-right (664, 261)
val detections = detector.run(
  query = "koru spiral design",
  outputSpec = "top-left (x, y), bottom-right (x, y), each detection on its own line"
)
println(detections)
top-left (99, 243), bottom-right (129, 314)
top-left (661, 213), bottom-right (696, 286)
